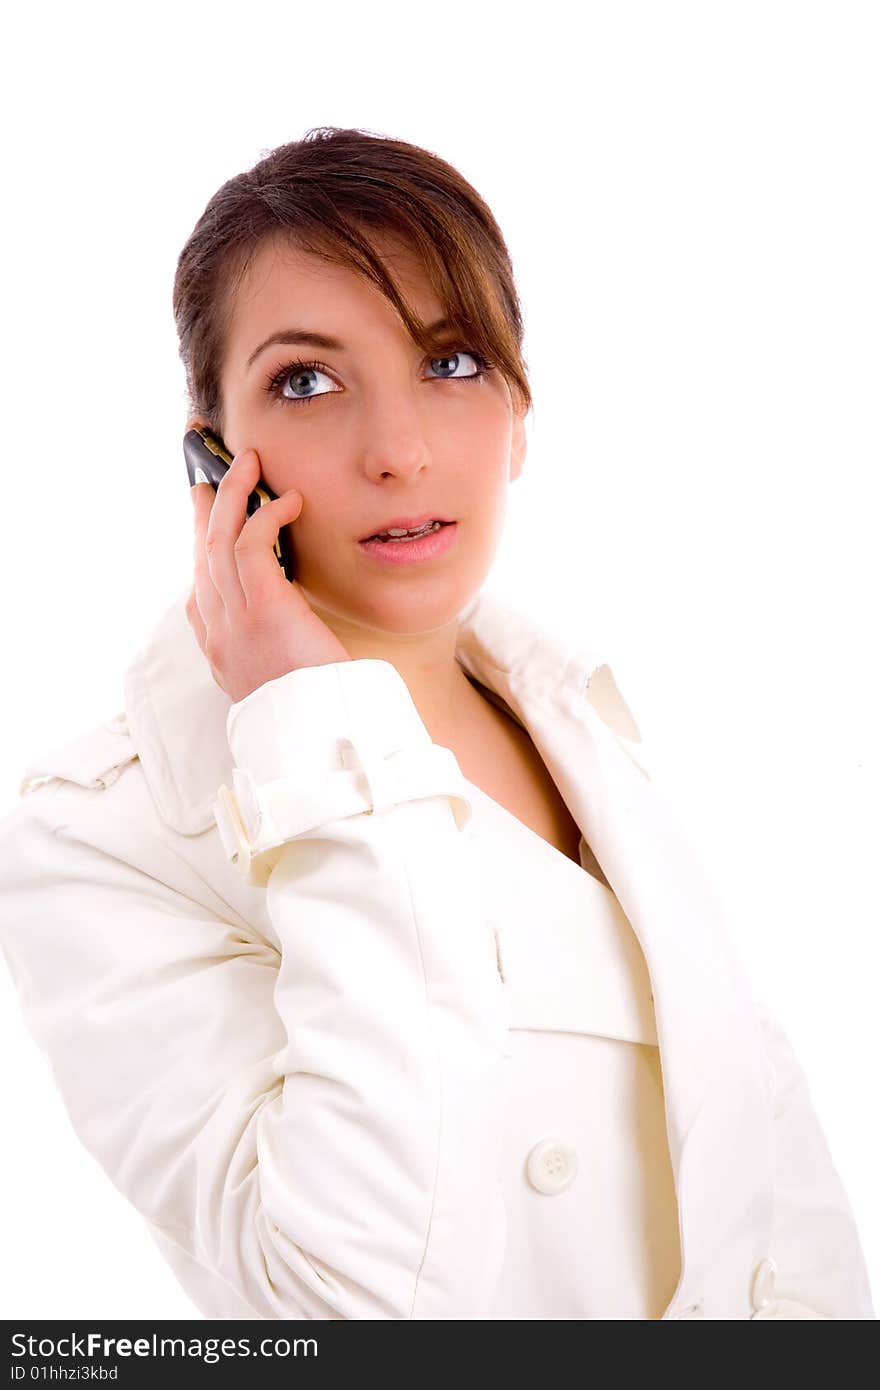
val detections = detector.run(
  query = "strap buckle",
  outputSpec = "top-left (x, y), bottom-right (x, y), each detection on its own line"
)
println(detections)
top-left (213, 783), bottom-right (253, 879)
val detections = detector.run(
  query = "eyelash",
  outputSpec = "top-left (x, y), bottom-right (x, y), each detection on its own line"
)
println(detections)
top-left (261, 350), bottom-right (496, 407)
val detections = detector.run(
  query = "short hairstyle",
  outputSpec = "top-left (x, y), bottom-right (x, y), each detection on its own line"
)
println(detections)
top-left (172, 126), bottom-right (533, 440)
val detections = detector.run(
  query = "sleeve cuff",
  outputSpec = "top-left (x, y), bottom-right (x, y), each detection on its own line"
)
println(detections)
top-left (215, 659), bottom-right (473, 883)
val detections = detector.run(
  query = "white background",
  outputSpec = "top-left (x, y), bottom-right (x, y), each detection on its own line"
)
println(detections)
top-left (1, 0), bottom-right (877, 1319)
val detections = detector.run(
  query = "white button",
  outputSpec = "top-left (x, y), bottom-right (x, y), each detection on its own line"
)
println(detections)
top-left (526, 1138), bottom-right (578, 1194)
top-left (750, 1256), bottom-right (778, 1312)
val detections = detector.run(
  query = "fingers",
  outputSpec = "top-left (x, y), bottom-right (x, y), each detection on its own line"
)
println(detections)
top-left (233, 487), bottom-right (303, 602)
top-left (191, 482), bottom-right (223, 626)
top-left (190, 446), bottom-right (304, 620)
top-left (204, 450), bottom-right (259, 614)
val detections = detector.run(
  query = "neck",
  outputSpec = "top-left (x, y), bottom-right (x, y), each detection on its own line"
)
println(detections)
top-left (303, 598), bottom-right (480, 748)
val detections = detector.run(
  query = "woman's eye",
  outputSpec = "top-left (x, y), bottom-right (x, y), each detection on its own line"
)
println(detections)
top-left (425, 350), bottom-right (483, 379)
top-left (262, 349), bottom-right (493, 408)
top-left (271, 362), bottom-right (339, 405)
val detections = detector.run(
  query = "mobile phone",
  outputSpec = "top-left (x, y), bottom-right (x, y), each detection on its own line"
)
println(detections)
top-left (183, 426), bottom-right (296, 583)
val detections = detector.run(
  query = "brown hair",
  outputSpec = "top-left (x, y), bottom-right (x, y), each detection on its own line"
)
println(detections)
top-left (172, 126), bottom-right (533, 441)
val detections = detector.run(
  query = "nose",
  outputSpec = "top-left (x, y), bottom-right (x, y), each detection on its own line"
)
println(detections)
top-left (363, 441), bottom-right (433, 483)
top-left (358, 403), bottom-right (434, 483)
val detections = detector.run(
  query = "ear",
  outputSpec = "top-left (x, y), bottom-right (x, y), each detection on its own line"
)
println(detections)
top-left (509, 408), bottom-right (527, 483)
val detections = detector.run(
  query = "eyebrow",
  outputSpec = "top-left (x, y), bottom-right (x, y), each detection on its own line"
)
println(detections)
top-left (245, 318), bottom-right (454, 372)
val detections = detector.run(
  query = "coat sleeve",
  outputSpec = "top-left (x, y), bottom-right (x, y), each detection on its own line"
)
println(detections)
top-left (754, 998), bottom-right (876, 1319)
top-left (0, 657), bottom-right (511, 1321)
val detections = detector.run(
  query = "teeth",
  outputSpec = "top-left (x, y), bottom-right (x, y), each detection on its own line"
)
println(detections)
top-left (393, 522), bottom-right (435, 536)
top-left (372, 521), bottom-right (443, 541)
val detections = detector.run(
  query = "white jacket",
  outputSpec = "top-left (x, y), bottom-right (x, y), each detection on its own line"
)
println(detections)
top-left (0, 587), bottom-right (874, 1320)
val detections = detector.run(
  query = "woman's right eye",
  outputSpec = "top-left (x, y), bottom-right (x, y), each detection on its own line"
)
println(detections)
top-left (262, 359), bottom-right (339, 408)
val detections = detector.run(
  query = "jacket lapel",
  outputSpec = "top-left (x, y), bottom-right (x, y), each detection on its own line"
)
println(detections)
top-left (122, 584), bottom-right (775, 1313)
top-left (454, 599), bottom-right (775, 1309)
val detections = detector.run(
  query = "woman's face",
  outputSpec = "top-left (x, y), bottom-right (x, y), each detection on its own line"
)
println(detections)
top-left (189, 232), bottom-right (526, 636)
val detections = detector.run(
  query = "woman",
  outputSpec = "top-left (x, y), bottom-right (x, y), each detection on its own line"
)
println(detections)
top-left (0, 128), bottom-right (874, 1321)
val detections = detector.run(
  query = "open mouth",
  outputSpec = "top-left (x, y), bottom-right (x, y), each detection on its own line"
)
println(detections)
top-left (361, 520), bottom-right (453, 543)
top-left (358, 519), bottom-right (459, 563)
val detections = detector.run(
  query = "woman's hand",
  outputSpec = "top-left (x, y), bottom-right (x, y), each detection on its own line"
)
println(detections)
top-left (187, 446), bottom-right (352, 704)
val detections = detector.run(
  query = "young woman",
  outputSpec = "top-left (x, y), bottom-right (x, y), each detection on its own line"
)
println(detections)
top-left (1, 128), bottom-right (874, 1321)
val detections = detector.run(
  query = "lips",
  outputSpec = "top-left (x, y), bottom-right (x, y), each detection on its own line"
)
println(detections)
top-left (358, 519), bottom-right (459, 563)
top-left (360, 513), bottom-right (454, 541)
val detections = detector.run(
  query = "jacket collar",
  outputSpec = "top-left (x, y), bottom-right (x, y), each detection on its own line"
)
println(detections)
top-left (122, 583), bottom-right (774, 1311)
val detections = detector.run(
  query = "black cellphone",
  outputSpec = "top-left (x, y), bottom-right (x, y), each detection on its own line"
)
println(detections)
top-left (183, 425), bottom-right (296, 583)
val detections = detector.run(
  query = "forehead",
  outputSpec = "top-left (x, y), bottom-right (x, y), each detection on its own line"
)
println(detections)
top-left (227, 232), bottom-right (440, 341)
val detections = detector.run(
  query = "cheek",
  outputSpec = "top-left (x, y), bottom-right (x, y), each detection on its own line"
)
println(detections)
top-left (468, 454), bottom-right (511, 502)
top-left (266, 461), bottom-right (332, 506)
top-left (280, 476), bottom-right (346, 543)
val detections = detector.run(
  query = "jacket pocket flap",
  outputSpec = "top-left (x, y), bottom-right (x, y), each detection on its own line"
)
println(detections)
top-left (19, 715), bottom-right (138, 796)
top-left (492, 874), bottom-right (659, 1047)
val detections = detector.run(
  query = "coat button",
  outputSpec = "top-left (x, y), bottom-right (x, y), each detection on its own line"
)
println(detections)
top-left (526, 1138), bottom-right (578, 1194)
top-left (750, 1256), bottom-right (778, 1313)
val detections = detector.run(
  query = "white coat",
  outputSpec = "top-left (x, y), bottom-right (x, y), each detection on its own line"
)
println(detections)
top-left (0, 586), bottom-right (874, 1321)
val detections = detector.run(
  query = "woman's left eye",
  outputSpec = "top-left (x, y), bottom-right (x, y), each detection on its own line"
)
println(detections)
top-left (426, 350), bottom-right (492, 381)
top-left (262, 350), bottom-right (495, 407)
